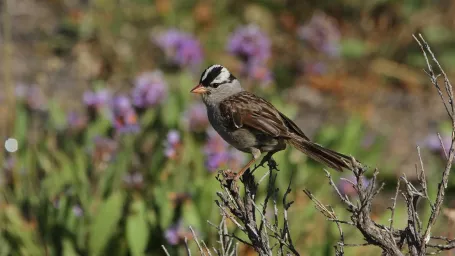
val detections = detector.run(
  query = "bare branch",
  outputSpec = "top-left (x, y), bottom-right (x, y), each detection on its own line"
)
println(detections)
top-left (214, 161), bottom-right (300, 255)
top-left (414, 33), bottom-right (455, 252)
top-left (388, 179), bottom-right (400, 238)
top-left (190, 226), bottom-right (206, 256)
top-left (162, 245), bottom-right (171, 256)
top-left (184, 237), bottom-right (192, 256)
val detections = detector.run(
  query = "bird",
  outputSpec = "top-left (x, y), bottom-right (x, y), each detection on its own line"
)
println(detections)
top-left (191, 64), bottom-right (354, 179)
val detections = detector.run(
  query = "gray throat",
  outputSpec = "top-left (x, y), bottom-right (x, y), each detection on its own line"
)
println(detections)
top-left (202, 82), bottom-right (244, 107)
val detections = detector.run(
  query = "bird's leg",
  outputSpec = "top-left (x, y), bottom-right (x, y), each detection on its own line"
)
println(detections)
top-left (234, 148), bottom-right (261, 180)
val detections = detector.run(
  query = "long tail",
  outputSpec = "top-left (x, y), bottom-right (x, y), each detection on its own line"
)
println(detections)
top-left (288, 137), bottom-right (353, 172)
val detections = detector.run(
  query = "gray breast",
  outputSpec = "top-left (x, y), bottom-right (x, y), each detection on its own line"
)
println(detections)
top-left (206, 105), bottom-right (257, 152)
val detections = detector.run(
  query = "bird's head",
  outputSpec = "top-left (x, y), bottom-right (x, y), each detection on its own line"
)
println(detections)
top-left (191, 64), bottom-right (243, 105)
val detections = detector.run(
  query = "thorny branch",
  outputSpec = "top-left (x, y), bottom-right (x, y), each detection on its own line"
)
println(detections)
top-left (214, 162), bottom-right (300, 256)
top-left (302, 34), bottom-right (455, 256)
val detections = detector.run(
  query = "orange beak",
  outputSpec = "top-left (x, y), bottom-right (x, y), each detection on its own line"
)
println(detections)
top-left (190, 84), bottom-right (208, 94)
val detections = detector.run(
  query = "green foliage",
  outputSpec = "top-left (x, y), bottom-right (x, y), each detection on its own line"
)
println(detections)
top-left (90, 192), bottom-right (126, 255)
top-left (126, 199), bottom-right (149, 256)
top-left (0, 81), bottom-right (390, 255)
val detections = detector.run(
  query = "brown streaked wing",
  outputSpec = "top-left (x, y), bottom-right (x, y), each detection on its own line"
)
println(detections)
top-left (219, 91), bottom-right (292, 138)
top-left (278, 112), bottom-right (310, 141)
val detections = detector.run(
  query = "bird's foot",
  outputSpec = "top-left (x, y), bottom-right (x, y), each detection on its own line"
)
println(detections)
top-left (219, 169), bottom-right (238, 180)
top-left (257, 155), bottom-right (278, 170)
top-left (267, 158), bottom-right (278, 170)
top-left (257, 157), bottom-right (269, 168)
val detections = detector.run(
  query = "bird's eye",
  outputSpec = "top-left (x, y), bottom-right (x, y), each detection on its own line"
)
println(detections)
top-left (211, 83), bottom-right (221, 88)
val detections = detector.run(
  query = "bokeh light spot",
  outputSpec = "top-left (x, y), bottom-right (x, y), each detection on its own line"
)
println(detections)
top-left (5, 138), bottom-right (18, 153)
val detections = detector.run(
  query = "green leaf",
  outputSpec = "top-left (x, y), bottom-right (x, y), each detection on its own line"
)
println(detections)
top-left (14, 105), bottom-right (28, 148)
top-left (89, 191), bottom-right (126, 256)
top-left (63, 239), bottom-right (78, 256)
top-left (338, 116), bottom-right (363, 153)
top-left (182, 201), bottom-right (202, 233)
top-left (48, 100), bottom-right (67, 128)
top-left (127, 198), bottom-right (149, 256)
top-left (154, 187), bottom-right (173, 228)
top-left (85, 117), bottom-right (111, 145)
top-left (3, 206), bottom-right (42, 253)
top-left (140, 109), bottom-right (157, 128)
top-left (161, 93), bottom-right (181, 127)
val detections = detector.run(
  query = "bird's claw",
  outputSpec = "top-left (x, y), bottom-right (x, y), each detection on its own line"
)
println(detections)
top-left (267, 158), bottom-right (278, 170)
top-left (219, 169), bottom-right (238, 180)
top-left (257, 155), bottom-right (278, 170)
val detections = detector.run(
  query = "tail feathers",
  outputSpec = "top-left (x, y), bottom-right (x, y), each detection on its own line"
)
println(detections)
top-left (289, 138), bottom-right (352, 172)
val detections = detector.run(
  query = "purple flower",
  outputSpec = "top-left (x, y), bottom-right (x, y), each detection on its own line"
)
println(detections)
top-left (153, 29), bottom-right (203, 69)
top-left (164, 221), bottom-right (183, 245)
top-left (183, 103), bottom-right (209, 132)
top-left (15, 84), bottom-right (47, 111)
top-left (227, 25), bottom-right (273, 84)
top-left (203, 129), bottom-right (245, 172)
top-left (164, 130), bottom-right (181, 159)
top-left (132, 71), bottom-right (168, 108)
top-left (164, 220), bottom-right (194, 245)
top-left (72, 204), bottom-right (84, 217)
top-left (423, 133), bottom-right (452, 156)
top-left (66, 111), bottom-right (88, 131)
top-left (110, 95), bottom-right (140, 133)
top-left (227, 24), bottom-right (271, 64)
top-left (83, 89), bottom-right (111, 110)
top-left (204, 130), bottom-right (229, 171)
top-left (337, 175), bottom-right (370, 197)
top-left (298, 12), bottom-right (341, 57)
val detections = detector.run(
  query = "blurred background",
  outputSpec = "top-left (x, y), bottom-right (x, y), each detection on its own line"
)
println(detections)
top-left (1, 0), bottom-right (455, 255)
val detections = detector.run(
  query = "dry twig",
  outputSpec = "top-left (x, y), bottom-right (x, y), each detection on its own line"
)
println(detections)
top-left (302, 34), bottom-right (455, 256)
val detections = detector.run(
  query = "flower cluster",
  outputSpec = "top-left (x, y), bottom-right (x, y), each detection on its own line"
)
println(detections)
top-left (66, 111), bottom-right (88, 132)
top-left (132, 71), bottom-right (168, 109)
top-left (227, 24), bottom-right (272, 84)
top-left (153, 29), bottom-right (203, 69)
top-left (298, 12), bottom-right (341, 57)
top-left (83, 89), bottom-right (111, 111)
top-left (80, 69), bottom-right (169, 134)
top-left (111, 95), bottom-right (140, 134)
top-left (164, 130), bottom-right (181, 159)
top-left (83, 89), bottom-right (112, 120)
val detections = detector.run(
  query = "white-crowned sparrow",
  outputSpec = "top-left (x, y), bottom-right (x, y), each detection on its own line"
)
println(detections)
top-left (191, 64), bottom-right (353, 179)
